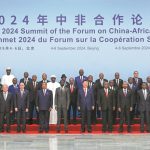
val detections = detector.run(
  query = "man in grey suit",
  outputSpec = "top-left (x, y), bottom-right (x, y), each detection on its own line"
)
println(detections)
top-left (137, 82), bottom-right (150, 132)
top-left (14, 82), bottom-right (29, 133)
top-left (0, 84), bottom-right (13, 132)
top-left (55, 80), bottom-right (70, 133)
top-left (36, 82), bottom-right (53, 133)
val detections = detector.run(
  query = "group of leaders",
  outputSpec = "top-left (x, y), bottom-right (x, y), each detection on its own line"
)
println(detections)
top-left (0, 67), bottom-right (150, 133)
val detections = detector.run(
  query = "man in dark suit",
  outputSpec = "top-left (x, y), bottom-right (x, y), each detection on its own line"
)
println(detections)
top-left (133, 71), bottom-right (143, 117)
top-left (77, 81), bottom-right (94, 132)
top-left (36, 82), bottom-right (53, 133)
top-left (146, 76), bottom-right (150, 91)
top-left (20, 72), bottom-right (32, 90)
top-left (98, 82), bottom-right (115, 132)
top-left (118, 81), bottom-right (133, 132)
top-left (8, 78), bottom-right (19, 124)
top-left (128, 77), bottom-right (136, 124)
top-left (113, 72), bottom-right (123, 90)
top-left (113, 72), bottom-right (123, 119)
top-left (55, 80), bottom-right (70, 133)
top-left (88, 75), bottom-right (96, 125)
top-left (75, 69), bottom-right (87, 91)
top-left (61, 74), bottom-right (70, 88)
top-left (109, 80), bottom-right (117, 124)
top-left (137, 82), bottom-right (150, 132)
top-left (0, 84), bottom-right (13, 132)
top-left (94, 73), bottom-right (108, 118)
top-left (38, 73), bottom-right (50, 90)
top-left (14, 82), bottom-right (29, 133)
top-left (28, 75), bottom-right (39, 124)
top-left (0, 78), bottom-right (3, 92)
top-left (68, 77), bottom-right (77, 124)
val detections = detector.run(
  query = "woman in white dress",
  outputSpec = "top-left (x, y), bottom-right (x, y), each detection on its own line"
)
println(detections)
top-left (47, 75), bottom-right (60, 124)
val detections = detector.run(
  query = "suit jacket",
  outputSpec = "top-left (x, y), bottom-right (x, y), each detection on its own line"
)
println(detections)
top-left (117, 89), bottom-right (133, 109)
top-left (97, 88), bottom-right (115, 111)
top-left (0, 84), bottom-right (2, 92)
top-left (38, 80), bottom-right (50, 90)
top-left (8, 84), bottom-right (19, 95)
top-left (0, 92), bottom-right (13, 113)
top-left (14, 90), bottom-right (29, 110)
top-left (64, 81), bottom-right (70, 88)
top-left (94, 79), bottom-right (108, 103)
top-left (28, 81), bottom-right (39, 102)
top-left (128, 84), bottom-right (136, 104)
top-left (77, 88), bottom-right (94, 111)
top-left (75, 76), bottom-right (87, 90)
top-left (137, 89), bottom-right (150, 112)
top-left (69, 84), bottom-right (77, 105)
top-left (133, 78), bottom-right (143, 91)
top-left (20, 78), bottom-right (32, 90)
top-left (36, 89), bottom-right (53, 111)
top-left (55, 87), bottom-right (70, 109)
top-left (113, 79), bottom-right (123, 90)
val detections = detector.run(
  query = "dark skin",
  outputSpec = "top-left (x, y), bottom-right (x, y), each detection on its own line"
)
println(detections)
top-left (12, 78), bottom-right (17, 85)
top-left (128, 77), bottom-right (133, 84)
top-left (142, 83), bottom-right (147, 90)
top-left (24, 72), bottom-right (29, 79)
top-left (79, 69), bottom-right (84, 76)
top-left (51, 77), bottom-right (56, 83)
top-left (109, 80), bottom-right (114, 87)
top-left (42, 74), bottom-right (47, 81)
top-left (115, 73), bottom-right (120, 79)
top-left (6, 69), bottom-right (11, 75)
top-left (99, 73), bottom-right (104, 79)
top-left (88, 75), bottom-right (93, 82)
top-left (147, 77), bottom-right (150, 83)
top-left (60, 80), bottom-right (65, 87)
top-left (32, 75), bottom-right (37, 82)
top-left (61, 77), bottom-right (66, 82)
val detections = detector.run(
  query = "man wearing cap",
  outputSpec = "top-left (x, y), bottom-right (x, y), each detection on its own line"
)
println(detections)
top-left (47, 75), bottom-right (60, 124)
top-left (61, 74), bottom-right (69, 88)
top-left (1, 67), bottom-right (15, 86)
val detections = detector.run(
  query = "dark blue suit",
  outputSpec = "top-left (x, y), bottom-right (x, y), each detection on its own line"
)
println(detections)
top-left (14, 89), bottom-right (29, 131)
top-left (77, 88), bottom-right (94, 131)
top-left (75, 76), bottom-right (87, 90)
top-left (8, 84), bottom-right (19, 124)
top-left (36, 89), bottom-right (53, 132)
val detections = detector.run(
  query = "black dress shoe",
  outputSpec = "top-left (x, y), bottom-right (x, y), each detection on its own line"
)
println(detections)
top-left (57, 128), bottom-right (60, 133)
top-left (140, 130), bottom-right (144, 133)
top-left (127, 127), bottom-right (131, 133)
top-left (119, 128), bottom-right (123, 133)
top-left (45, 129), bottom-right (49, 133)
top-left (102, 130), bottom-right (106, 133)
top-left (6, 128), bottom-right (10, 133)
top-left (65, 129), bottom-right (68, 133)
top-left (22, 129), bottom-right (26, 133)
top-left (17, 127), bottom-right (21, 133)
top-left (39, 129), bottom-right (43, 133)
top-left (81, 128), bottom-right (85, 133)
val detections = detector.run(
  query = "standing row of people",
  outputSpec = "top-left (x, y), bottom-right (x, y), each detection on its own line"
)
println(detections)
top-left (0, 67), bottom-right (150, 133)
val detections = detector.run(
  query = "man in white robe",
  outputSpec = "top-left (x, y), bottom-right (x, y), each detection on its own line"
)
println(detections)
top-left (47, 75), bottom-right (60, 124)
top-left (1, 67), bottom-right (15, 86)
